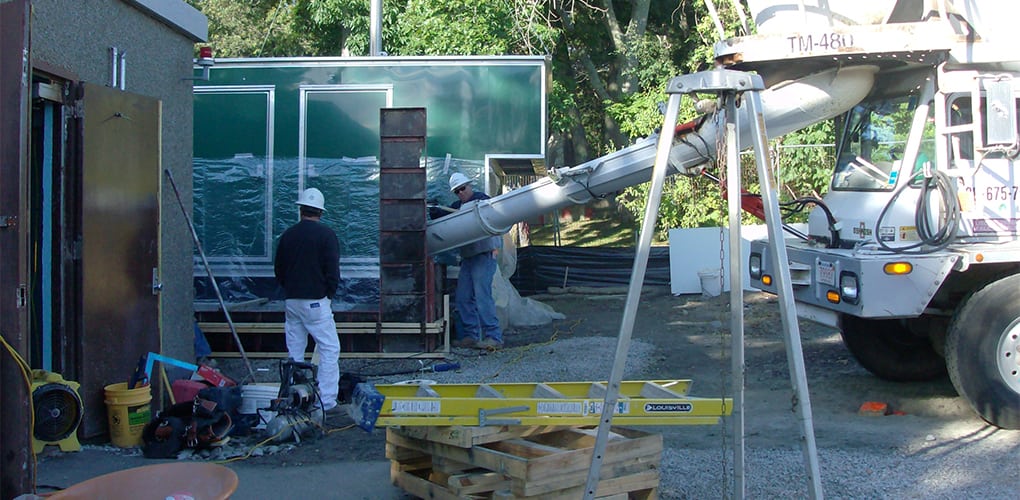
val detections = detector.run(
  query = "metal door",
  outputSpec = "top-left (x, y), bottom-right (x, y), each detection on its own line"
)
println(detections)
top-left (78, 83), bottom-right (160, 438)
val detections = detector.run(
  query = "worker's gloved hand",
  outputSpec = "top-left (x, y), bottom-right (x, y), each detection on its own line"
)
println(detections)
top-left (428, 204), bottom-right (447, 220)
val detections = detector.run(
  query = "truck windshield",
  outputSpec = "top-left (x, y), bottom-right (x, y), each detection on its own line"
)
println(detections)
top-left (832, 96), bottom-right (933, 191)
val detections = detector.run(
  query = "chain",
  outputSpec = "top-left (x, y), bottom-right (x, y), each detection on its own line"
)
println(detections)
top-left (711, 98), bottom-right (731, 499)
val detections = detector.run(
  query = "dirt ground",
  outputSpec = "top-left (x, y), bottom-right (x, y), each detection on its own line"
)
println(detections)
top-left (35, 287), bottom-right (1010, 498)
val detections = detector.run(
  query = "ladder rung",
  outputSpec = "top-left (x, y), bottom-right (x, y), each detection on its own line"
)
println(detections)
top-left (475, 384), bottom-right (504, 399)
top-left (639, 381), bottom-right (684, 399)
top-left (532, 383), bottom-right (565, 399)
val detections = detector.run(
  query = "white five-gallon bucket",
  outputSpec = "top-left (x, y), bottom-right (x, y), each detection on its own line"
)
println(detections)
top-left (240, 383), bottom-right (279, 429)
top-left (697, 268), bottom-right (722, 297)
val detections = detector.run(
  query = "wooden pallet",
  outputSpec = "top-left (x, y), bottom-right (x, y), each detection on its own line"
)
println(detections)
top-left (386, 425), bottom-right (660, 499)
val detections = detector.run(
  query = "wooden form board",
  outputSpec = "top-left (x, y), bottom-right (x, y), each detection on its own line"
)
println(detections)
top-left (386, 425), bottom-right (661, 499)
top-left (201, 296), bottom-right (451, 359)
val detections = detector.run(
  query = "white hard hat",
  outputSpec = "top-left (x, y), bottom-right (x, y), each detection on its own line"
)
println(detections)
top-left (296, 188), bottom-right (326, 211)
top-left (449, 172), bottom-right (471, 192)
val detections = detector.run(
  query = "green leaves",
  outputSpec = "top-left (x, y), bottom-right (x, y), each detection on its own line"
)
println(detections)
top-left (187, 0), bottom-right (311, 57)
top-left (392, 0), bottom-right (514, 55)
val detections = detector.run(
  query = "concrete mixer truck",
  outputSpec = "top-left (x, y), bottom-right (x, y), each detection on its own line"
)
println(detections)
top-left (426, 0), bottom-right (1020, 429)
top-left (733, 0), bottom-right (1020, 430)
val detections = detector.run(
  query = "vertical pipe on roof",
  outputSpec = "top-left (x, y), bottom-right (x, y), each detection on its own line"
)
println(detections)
top-left (110, 47), bottom-right (119, 87)
top-left (370, 0), bottom-right (383, 56)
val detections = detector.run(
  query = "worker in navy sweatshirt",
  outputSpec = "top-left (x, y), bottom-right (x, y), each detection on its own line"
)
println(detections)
top-left (274, 188), bottom-right (341, 412)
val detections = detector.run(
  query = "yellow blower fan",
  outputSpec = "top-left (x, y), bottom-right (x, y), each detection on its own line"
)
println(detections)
top-left (31, 370), bottom-right (83, 453)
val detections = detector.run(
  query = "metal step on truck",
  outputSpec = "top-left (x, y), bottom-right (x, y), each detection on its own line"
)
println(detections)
top-left (426, 0), bottom-right (1020, 429)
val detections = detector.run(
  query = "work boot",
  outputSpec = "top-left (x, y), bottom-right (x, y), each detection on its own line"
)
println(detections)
top-left (453, 337), bottom-right (478, 348)
top-left (325, 404), bottom-right (353, 424)
top-left (477, 338), bottom-right (503, 350)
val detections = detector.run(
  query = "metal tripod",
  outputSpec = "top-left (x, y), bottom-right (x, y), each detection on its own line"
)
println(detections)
top-left (582, 69), bottom-right (823, 499)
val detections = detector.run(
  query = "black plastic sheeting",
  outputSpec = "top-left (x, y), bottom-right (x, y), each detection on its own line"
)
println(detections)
top-left (510, 246), bottom-right (671, 296)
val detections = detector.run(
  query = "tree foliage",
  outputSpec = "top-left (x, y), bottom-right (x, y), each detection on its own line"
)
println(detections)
top-left (390, 1), bottom-right (514, 55)
top-left (185, 0), bottom-right (307, 57)
top-left (775, 122), bottom-right (837, 201)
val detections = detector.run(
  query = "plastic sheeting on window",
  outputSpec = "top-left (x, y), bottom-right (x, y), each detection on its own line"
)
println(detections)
top-left (192, 155), bottom-right (485, 307)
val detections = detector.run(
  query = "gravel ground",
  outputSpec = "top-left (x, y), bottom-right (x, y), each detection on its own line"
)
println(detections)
top-left (35, 290), bottom-right (1020, 498)
top-left (350, 335), bottom-right (1020, 499)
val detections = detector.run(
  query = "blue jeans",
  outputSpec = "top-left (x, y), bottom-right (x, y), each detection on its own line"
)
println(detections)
top-left (455, 252), bottom-right (502, 343)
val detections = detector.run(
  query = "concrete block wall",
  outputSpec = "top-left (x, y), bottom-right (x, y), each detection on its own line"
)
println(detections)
top-left (31, 0), bottom-right (203, 368)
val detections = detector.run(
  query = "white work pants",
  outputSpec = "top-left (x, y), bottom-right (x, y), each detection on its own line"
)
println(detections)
top-left (284, 297), bottom-right (340, 409)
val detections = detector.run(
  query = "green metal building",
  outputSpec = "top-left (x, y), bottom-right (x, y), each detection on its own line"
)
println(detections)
top-left (192, 56), bottom-right (547, 352)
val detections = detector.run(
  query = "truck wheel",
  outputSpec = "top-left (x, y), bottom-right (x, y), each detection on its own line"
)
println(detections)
top-left (838, 314), bottom-right (947, 382)
top-left (945, 274), bottom-right (1020, 429)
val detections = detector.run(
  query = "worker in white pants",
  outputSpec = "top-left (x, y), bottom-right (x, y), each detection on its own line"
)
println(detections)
top-left (283, 297), bottom-right (340, 409)
top-left (274, 188), bottom-right (342, 411)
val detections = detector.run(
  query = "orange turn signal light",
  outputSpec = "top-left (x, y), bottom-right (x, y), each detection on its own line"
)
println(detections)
top-left (883, 262), bottom-right (912, 275)
top-left (826, 290), bottom-right (841, 303)
top-left (762, 275), bottom-right (772, 286)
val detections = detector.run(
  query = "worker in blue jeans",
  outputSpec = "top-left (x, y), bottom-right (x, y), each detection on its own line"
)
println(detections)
top-left (445, 173), bottom-right (503, 350)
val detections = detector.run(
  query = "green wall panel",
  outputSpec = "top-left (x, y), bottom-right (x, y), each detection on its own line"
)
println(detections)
top-left (192, 57), bottom-right (546, 301)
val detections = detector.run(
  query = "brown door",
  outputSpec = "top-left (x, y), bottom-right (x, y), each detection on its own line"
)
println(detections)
top-left (77, 83), bottom-right (160, 438)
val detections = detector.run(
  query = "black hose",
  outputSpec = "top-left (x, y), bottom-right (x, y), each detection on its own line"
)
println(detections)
top-left (778, 196), bottom-right (842, 248)
top-left (874, 169), bottom-right (960, 254)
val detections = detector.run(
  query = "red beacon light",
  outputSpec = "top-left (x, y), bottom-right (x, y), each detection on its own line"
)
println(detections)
top-left (197, 46), bottom-right (214, 67)
top-left (187, 46), bottom-right (215, 81)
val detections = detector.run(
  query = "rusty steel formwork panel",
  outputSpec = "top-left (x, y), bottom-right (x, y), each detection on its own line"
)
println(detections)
top-left (378, 107), bottom-right (440, 335)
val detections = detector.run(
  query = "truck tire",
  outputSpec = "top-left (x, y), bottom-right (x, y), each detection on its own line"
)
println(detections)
top-left (945, 274), bottom-right (1020, 429)
top-left (838, 314), bottom-right (947, 382)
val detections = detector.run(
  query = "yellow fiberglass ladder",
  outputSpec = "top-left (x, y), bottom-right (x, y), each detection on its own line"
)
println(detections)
top-left (351, 379), bottom-right (731, 431)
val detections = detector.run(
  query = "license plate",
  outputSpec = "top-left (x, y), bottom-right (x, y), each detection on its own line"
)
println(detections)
top-left (960, 162), bottom-right (1020, 234)
top-left (816, 260), bottom-right (835, 286)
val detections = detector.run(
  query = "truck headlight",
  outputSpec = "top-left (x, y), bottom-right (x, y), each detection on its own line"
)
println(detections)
top-left (840, 271), bottom-right (859, 304)
top-left (749, 253), bottom-right (762, 280)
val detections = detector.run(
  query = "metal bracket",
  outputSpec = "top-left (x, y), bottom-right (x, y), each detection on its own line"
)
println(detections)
top-left (151, 268), bottom-right (162, 295)
top-left (666, 69), bottom-right (765, 95)
top-left (71, 100), bottom-right (85, 119)
top-left (478, 405), bottom-right (528, 427)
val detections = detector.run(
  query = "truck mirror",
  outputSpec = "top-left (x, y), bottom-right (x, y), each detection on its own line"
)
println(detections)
top-left (984, 77), bottom-right (1017, 147)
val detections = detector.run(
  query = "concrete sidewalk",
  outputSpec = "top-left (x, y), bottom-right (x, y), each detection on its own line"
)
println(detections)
top-left (34, 448), bottom-right (411, 499)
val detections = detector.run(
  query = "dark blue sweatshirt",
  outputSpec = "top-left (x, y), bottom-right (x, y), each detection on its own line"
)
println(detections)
top-left (274, 219), bottom-right (340, 299)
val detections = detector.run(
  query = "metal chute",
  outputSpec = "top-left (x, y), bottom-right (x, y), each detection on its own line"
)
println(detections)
top-left (426, 65), bottom-right (877, 255)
